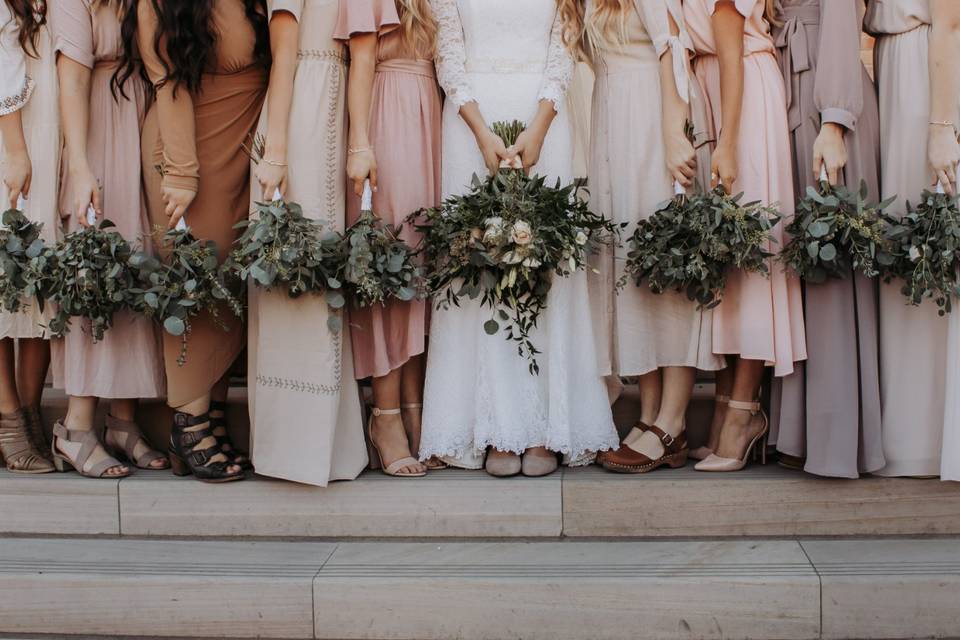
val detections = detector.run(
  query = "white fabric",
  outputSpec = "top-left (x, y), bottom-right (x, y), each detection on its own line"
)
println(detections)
top-left (0, 3), bottom-right (34, 115)
top-left (420, 0), bottom-right (619, 469)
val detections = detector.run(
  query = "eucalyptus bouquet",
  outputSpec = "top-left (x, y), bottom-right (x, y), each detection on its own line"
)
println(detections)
top-left (0, 209), bottom-right (47, 313)
top-left (228, 196), bottom-right (346, 332)
top-left (341, 183), bottom-right (422, 309)
top-left (624, 185), bottom-right (780, 309)
top-left (412, 120), bottom-right (620, 374)
top-left (42, 219), bottom-right (136, 341)
top-left (879, 186), bottom-right (960, 316)
top-left (129, 227), bottom-right (243, 365)
top-left (781, 179), bottom-right (893, 283)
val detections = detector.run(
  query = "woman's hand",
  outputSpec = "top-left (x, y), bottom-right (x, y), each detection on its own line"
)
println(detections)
top-left (347, 149), bottom-right (377, 197)
top-left (664, 128), bottom-right (697, 188)
top-left (256, 158), bottom-right (288, 201)
top-left (69, 163), bottom-right (101, 226)
top-left (507, 124), bottom-right (549, 173)
top-left (928, 124), bottom-right (960, 194)
top-left (475, 127), bottom-right (511, 175)
top-left (812, 123), bottom-right (848, 185)
top-left (2, 148), bottom-right (31, 209)
top-left (711, 141), bottom-right (738, 192)
top-left (162, 185), bottom-right (196, 229)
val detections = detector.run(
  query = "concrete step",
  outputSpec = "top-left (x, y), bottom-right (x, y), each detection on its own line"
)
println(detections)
top-left (3, 464), bottom-right (960, 539)
top-left (1, 536), bottom-right (958, 639)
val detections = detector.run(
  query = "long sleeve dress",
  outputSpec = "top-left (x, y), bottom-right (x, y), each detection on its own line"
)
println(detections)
top-left (417, 0), bottom-right (619, 468)
top-left (769, 0), bottom-right (884, 478)
top-left (587, 0), bottom-right (725, 382)
top-left (246, 0), bottom-right (367, 486)
top-left (49, 0), bottom-right (165, 400)
top-left (682, 0), bottom-right (807, 376)
top-left (866, 0), bottom-right (959, 480)
top-left (138, 0), bottom-right (268, 408)
top-left (334, 0), bottom-right (438, 381)
top-left (0, 0), bottom-right (59, 341)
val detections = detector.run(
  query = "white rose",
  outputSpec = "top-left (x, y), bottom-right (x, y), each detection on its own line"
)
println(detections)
top-left (575, 230), bottom-right (588, 245)
top-left (511, 220), bottom-right (533, 245)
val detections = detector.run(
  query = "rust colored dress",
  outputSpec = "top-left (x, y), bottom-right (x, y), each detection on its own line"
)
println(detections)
top-left (137, 0), bottom-right (268, 407)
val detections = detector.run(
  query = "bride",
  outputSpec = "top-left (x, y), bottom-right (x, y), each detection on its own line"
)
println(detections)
top-left (418, 0), bottom-right (619, 477)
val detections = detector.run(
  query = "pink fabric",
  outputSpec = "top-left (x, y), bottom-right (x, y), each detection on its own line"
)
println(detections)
top-left (333, 0), bottom-right (400, 41)
top-left (683, 0), bottom-right (807, 377)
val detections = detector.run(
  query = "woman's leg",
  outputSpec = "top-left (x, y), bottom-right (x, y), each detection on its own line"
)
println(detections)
top-left (0, 339), bottom-right (20, 414)
top-left (55, 395), bottom-right (128, 477)
top-left (105, 398), bottom-right (168, 470)
top-left (629, 366), bottom-right (696, 459)
top-left (705, 360), bottom-right (735, 451)
top-left (372, 367), bottom-right (425, 475)
top-left (713, 357), bottom-right (766, 460)
top-left (399, 353), bottom-right (425, 455)
top-left (15, 338), bottom-right (48, 411)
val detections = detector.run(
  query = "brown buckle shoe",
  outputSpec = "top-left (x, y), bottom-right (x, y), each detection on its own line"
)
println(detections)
top-left (601, 424), bottom-right (688, 474)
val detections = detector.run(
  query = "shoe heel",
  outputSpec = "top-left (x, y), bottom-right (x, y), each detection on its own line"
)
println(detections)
top-left (169, 453), bottom-right (191, 477)
top-left (53, 455), bottom-right (73, 473)
top-left (669, 451), bottom-right (689, 469)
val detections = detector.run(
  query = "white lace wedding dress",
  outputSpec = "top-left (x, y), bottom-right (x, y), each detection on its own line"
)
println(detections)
top-left (418, 0), bottom-right (619, 469)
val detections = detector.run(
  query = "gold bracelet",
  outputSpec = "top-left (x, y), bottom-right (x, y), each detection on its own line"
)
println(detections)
top-left (930, 120), bottom-right (956, 128)
top-left (262, 158), bottom-right (288, 167)
top-left (348, 146), bottom-right (374, 155)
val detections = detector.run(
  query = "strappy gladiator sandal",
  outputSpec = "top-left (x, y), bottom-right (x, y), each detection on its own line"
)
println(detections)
top-left (368, 407), bottom-right (426, 478)
top-left (24, 406), bottom-right (54, 463)
top-left (401, 403), bottom-right (446, 470)
top-left (0, 409), bottom-right (55, 473)
top-left (104, 414), bottom-right (170, 470)
top-left (209, 400), bottom-right (252, 470)
top-left (169, 412), bottom-right (245, 483)
top-left (689, 395), bottom-right (729, 461)
top-left (51, 420), bottom-right (130, 478)
top-left (694, 399), bottom-right (769, 472)
top-left (601, 424), bottom-right (688, 474)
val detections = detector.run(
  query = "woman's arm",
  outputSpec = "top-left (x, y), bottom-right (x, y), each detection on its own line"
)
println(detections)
top-left (710, 0), bottom-right (745, 191)
top-left (345, 33), bottom-right (378, 195)
top-left (255, 10), bottom-right (298, 200)
top-left (927, 0), bottom-right (960, 193)
top-left (0, 3), bottom-right (33, 208)
top-left (0, 109), bottom-right (31, 209)
top-left (655, 7), bottom-right (697, 187)
top-left (57, 56), bottom-right (98, 222)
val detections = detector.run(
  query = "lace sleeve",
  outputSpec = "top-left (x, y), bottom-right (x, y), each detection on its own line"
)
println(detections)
top-left (537, 10), bottom-right (574, 112)
top-left (0, 3), bottom-right (34, 116)
top-left (432, 0), bottom-right (475, 107)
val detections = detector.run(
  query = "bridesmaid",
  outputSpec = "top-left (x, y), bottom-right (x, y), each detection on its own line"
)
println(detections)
top-left (48, 0), bottom-right (167, 479)
top-left (866, 0), bottom-right (960, 479)
top-left (0, 0), bottom-right (56, 473)
top-left (682, 0), bottom-right (807, 472)
top-left (335, 0), bottom-right (440, 477)
top-left (770, 0), bottom-right (884, 478)
top-left (119, 0), bottom-right (269, 482)
top-left (246, 0), bottom-right (367, 486)
top-left (585, 0), bottom-right (725, 474)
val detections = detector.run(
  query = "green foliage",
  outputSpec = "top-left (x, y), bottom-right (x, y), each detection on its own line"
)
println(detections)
top-left (128, 228), bottom-right (243, 366)
top-left (0, 209), bottom-right (46, 314)
top-left (342, 210), bottom-right (423, 310)
top-left (624, 186), bottom-right (780, 309)
top-left (782, 180), bottom-right (893, 283)
top-left (879, 188), bottom-right (960, 316)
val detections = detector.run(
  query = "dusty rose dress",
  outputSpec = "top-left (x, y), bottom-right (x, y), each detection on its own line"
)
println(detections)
top-left (769, 0), bottom-right (884, 478)
top-left (334, 0), bottom-right (439, 380)
top-left (49, 0), bottom-right (165, 400)
top-left (682, 0), bottom-right (807, 376)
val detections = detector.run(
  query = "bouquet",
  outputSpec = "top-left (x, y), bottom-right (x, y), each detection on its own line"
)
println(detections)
top-left (129, 227), bottom-right (243, 365)
top-left (342, 181), bottom-right (422, 308)
top-left (228, 194), bottom-right (346, 332)
top-left (624, 185), bottom-right (780, 309)
top-left (41, 216), bottom-right (136, 341)
top-left (0, 209), bottom-right (47, 313)
top-left (781, 177), bottom-right (893, 283)
top-left (879, 184), bottom-right (960, 316)
top-left (413, 120), bottom-right (620, 374)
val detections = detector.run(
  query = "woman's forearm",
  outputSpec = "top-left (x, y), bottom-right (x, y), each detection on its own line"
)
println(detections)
top-left (928, 1), bottom-right (960, 130)
top-left (0, 110), bottom-right (28, 156)
top-left (346, 33), bottom-right (377, 151)
top-left (57, 56), bottom-right (92, 171)
top-left (713, 3), bottom-right (745, 149)
top-left (529, 99), bottom-right (557, 138)
top-left (458, 101), bottom-right (489, 141)
top-left (262, 12), bottom-right (299, 163)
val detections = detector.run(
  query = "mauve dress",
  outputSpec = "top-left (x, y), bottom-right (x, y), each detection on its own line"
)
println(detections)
top-left (682, 0), bottom-right (807, 376)
top-left (769, 0), bottom-right (885, 478)
top-left (49, 0), bottom-right (165, 400)
top-left (334, 0), bottom-right (438, 381)
top-left (247, 0), bottom-right (367, 486)
top-left (866, 0), bottom-right (959, 479)
top-left (138, 0), bottom-right (267, 407)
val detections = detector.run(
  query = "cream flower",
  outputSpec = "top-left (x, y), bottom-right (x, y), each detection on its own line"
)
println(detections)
top-left (511, 220), bottom-right (533, 245)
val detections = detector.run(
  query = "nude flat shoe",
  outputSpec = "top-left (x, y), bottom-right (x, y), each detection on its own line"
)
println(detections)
top-left (485, 449), bottom-right (521, 477)
top-left (521, 451), bottom-right (558, 477)
top-left (694, 400), bottom-right (768, 472)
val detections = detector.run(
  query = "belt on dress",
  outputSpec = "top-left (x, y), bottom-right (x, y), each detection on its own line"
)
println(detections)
top-left (376, 58), bottom-right (435, 78)
top-left (774, 6), bottom-right (819, 131)
top-left (465, 58), bottom-right (544, 74)
top-left (298, 49), bottom-right (348, 66)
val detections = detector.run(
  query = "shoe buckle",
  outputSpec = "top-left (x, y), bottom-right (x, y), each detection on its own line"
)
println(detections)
top-left (661, 433), bottom-right (675, 447)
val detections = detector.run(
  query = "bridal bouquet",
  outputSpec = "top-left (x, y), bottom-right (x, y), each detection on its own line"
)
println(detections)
top-left (624, 186), bottom-right (781, 309)
top-left (228, 196), bottom-right (346, 332)
top-left (41, 219), bottom-right (136, 341)
top-left (0, 209), bottom-right (47, 313)
top-left (879, 186), bottom-right (960, 316)
top-left (413, 120), bottom-right (620, 374)
top-left (128, 227), bottom-right (243, 365)
top-left (781, 179), bottom-right (893, 283)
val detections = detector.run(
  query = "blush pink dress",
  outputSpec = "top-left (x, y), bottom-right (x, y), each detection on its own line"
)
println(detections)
top-left (334, 0), bottom-right (440, 380)
top-left (682, 0), bottom-right (807, 376)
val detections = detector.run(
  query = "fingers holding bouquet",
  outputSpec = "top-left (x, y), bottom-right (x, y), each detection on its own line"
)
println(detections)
top-left (161, 185), bottom-right (195, 230)
top-left (928, 123), bottom-right (960, 194)
top-left (505, 126), bottom-right (547, 174)
top-left (347, 146), bottom-right (377, 197)
top-left (70, 165), bottom-right (101, 227)
top-left (664, 129), bottom-right (696, 188)
top-left (711, 142), bottom-right (738, 193)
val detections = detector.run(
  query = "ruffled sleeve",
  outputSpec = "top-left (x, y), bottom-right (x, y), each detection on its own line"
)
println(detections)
top-left (432, 0), bottom-right (476, 107)
top-left (49, 0), bottom-right (96, 69)
top-left (269, 0), bottom-right (304, 21)
top-left (536, 9), bottom-right (574, 111)
top-left (813, 0), bottom-right (862, 131)
top-left (637, 0), bottom-right (693, 103)
top-left (0, 2), bottom-right (34, 116)
top-left (708, 0), bottom-right (757, 18)
top-left (333, 0), bottom-right (400, 41)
